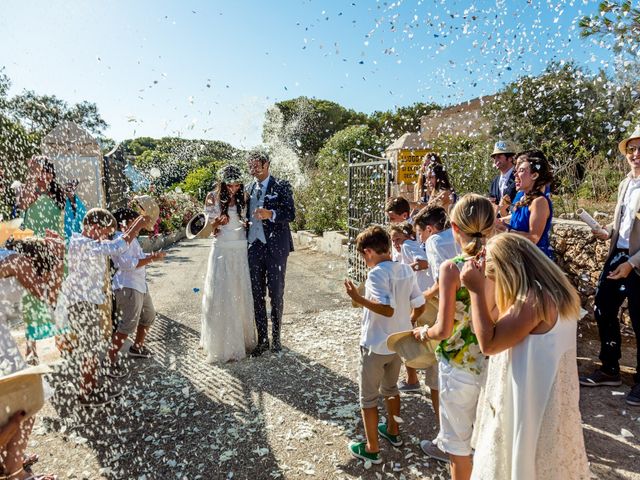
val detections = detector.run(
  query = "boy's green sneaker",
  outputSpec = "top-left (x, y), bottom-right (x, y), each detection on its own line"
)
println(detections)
top-left (348, 441), bottom-right (382, 464)
top-left (378, 423), bottom-right (403, 447)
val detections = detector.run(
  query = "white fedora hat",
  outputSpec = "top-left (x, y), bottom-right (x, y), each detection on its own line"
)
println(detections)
top-left (185, 212), bottom-right (213, 240)
top-left (618, 125), bottom-right (640, 155)
top-left (387, 330), bottom-right (438, 369)
top-left (0, 364), bottom-right (51, 427)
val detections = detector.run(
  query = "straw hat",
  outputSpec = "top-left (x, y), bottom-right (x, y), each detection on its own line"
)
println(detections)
top-left (0, 364), bottom-right (51, 427)
top-left (618, 126), bottom-right (640, 155)
top-left (133, 195), bottom-right (160, 231)
top-left (387, 330), bottom-right (438, 369)
top-left (491, 140), bottom-right (518, 157)
top-left (185, 212), bottom-right (213, 240)
top-left (0, 218), bottom-right (33, 245)
top-left (350, 282), bottom-right (366, 308)
top-left (416, 297), bottom-right (439, 327)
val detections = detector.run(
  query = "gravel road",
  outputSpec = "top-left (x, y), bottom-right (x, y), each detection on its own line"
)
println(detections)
top-left (18, 239), bottom-right (640, 479)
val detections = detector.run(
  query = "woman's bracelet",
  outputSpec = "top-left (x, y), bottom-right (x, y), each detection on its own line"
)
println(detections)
top-left (420, 326), bottom-right (430, 342)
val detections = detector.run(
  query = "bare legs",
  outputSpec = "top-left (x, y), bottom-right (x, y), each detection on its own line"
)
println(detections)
top-left (361, 395), bottom-right (401, 453)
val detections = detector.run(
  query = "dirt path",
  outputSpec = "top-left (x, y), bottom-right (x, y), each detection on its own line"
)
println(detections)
top-left (17, 239), bottom-right (640, 479)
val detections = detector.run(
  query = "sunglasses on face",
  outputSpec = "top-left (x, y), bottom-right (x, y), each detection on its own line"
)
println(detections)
top-left (626, 146), bottom-right (640, 155)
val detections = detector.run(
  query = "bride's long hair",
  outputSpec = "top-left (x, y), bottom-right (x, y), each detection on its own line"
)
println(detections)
top-left (215, 180), bottom-right (245, 220)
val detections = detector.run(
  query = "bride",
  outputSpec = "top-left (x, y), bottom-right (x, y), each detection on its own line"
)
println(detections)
top-left (200, 165), bottom-right (257, 363)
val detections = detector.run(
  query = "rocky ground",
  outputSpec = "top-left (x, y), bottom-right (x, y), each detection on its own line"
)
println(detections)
top-left (13, 239), bottom-right (640, 479)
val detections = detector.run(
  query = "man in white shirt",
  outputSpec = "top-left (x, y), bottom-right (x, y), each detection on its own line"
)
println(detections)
top-left (580, 127), bottom-right (640, 407)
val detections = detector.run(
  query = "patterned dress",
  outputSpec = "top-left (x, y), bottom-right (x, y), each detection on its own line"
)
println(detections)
top-left (435, 255), bottom-right (486, 375)
top-left (22, 194), bottom-right (64, 340)
top-left (471, 316), bottom-right (591, 479)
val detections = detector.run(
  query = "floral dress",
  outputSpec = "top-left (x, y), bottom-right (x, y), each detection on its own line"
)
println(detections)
top-left (435, 256), bottom-right (486, 375)
top-left (433, 255), bottom-right (487, 456)
top-left (22, 194), bottom-right (64, 340)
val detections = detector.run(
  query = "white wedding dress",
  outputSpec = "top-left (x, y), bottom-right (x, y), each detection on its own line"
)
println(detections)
top-left (200, 204), bottom-right (257, 363)
top-left (0, 250), bottom-right (27, 376)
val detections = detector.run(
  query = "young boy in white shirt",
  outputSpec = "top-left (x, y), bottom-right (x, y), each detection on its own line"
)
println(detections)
top-left (344, 225), bottom-right (425, 464)
top-left (62, 208), bottom-right (147, 406)
top-left (389, 222), bottom-right (432, 393)
top-left (105, 208), bottom-right (166, 377)
top-left (414, 206), bottom-right (459, 301)
top-left (412, 205), bottom-right (459, 462)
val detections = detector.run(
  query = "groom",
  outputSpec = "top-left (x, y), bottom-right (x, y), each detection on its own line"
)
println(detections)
top-left (246, 149), bottom-right (295, 356)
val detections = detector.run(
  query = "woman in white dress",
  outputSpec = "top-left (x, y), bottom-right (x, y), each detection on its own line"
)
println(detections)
top-left (460, 233), bottom-right (590, 480)
top-left (200, 165), bottom-right (257, 363)
top-left (1, 233), bottom-right (63, 480)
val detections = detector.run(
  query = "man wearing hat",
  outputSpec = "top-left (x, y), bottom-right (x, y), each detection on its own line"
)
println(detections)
top-left (488, 140), bottom-right (517, 217)
top-left (580, 126), bottom-right (640, 407)
top-left (246, 149), bottom-right (295, 356)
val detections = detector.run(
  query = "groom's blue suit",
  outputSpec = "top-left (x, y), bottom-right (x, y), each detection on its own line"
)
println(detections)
top-left (246, 175), bottom-right (295, 350)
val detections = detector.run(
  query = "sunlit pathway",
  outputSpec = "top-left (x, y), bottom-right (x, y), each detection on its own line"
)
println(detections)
top-left (15, 239), bottom-right (640, 479)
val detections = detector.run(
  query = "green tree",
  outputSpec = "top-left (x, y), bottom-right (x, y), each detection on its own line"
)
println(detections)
top-left (430, 134), bottom-right (494, 196)
top-left (579, 1), bottom-right (640, 56)
top-left (122, 137), bottom-right (159, 156)
top-left (368, 102), bottom-right (441, 145)
top-left (579, 0), bottom-right (640, 137)
top-left (127, 137), bottom-right (242, 190)
top-left (175, 162), bottom-right (224, 201)
top-left (0, 70), bottom-right (39, 217)
top-left (299, 125), bottom-right (383, 233)
top-left (7, 91), bottom-right (107, 138)
top-left (262, 96), bottom-right (368, 167)
top-left (483, 62), bottom-right (616, 192)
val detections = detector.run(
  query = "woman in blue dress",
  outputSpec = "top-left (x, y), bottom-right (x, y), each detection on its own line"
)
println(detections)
top-left (497, 150), bottom-right (554, 258)
top-left (63, 179), bottom-right (87, 242)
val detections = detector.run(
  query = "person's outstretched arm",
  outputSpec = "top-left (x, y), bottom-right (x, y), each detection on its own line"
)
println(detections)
top-left (416, 261), bottom-right (458, 341)
top-left (461, 258), bottom-right (541, 355)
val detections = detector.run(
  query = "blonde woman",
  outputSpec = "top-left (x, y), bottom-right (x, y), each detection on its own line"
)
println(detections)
top-left (461, 233), bottom-right (590, 480)
top-left (412, 194), bottom-right (495, 480)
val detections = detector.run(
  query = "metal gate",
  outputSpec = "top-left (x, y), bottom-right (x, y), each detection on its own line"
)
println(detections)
top-left (347, 148), bottom-right (391, 284)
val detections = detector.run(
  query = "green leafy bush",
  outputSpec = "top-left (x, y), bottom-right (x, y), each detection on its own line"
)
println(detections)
top-left (298, 125), bottom-right (383, 234)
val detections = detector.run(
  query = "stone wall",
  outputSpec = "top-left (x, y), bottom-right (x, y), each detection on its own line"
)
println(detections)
top-left (551, 218), bottom-right (629, 323)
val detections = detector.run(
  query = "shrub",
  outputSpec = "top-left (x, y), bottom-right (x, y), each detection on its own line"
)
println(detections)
top-left (430, 134), bottom-right (494, 196)
top-left (298, 125), bottom-right (383, 233)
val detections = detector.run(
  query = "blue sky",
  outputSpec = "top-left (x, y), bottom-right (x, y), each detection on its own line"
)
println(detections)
top-left (0, 0), bottom-right (614, 148)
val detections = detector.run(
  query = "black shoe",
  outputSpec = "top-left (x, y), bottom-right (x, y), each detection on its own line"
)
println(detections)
top-left (271, 342), bottom-right (282, 353)
top-left (579, 369), bottom-right (622, 387)
top-left (626, 383), bottom-right (640, 406)
top-left (128, 345), bottom-right (153, 359)
top-left (250, 343), bottom-right (269, 358)
top-left (78, 386), bottom-right (122, 407)
top-left (104, 361), bottom-right (128, 379)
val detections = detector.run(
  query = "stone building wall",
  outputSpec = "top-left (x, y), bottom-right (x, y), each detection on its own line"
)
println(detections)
top-left (551, 218), bottom-right (630, 324)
